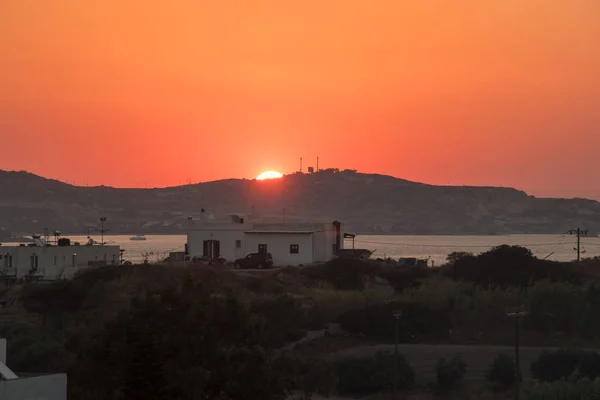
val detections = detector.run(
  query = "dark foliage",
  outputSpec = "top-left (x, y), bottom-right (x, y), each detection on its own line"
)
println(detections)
top-left (69, 283), bottom-right (292, 400)
top-left (436, 356), bottom-right (467, 391)
top-left (487, 353), bottom-right (516, 389)
top-left (302, 258), bottom-right (381, 290)
top-left (383, 266), bottom-right (433, 292)
top-left (442, 245), bottom-right (583, 287)
top-left (338, 301), bottom-right (451, 343)
top-left (250, 295), bottom-right (307, 348)
top-left (273, 352), bottom-right (336, 397)
top-left (531, 349), bottom-right (600, 382)
top-left (20, 281), bottom-right (88, 316)
top-left (333, 351), bottom-right (415, 396)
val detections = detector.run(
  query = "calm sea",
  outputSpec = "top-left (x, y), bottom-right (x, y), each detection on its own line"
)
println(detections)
top-left (68, 234), bottom-right (600, 265)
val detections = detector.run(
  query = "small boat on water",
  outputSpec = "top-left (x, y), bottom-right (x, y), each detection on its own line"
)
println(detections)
top-left (130, 235), bottom-right (147, 241)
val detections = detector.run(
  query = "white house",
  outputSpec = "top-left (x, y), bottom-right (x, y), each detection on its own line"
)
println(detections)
top-left (0, 237), bottom-right (121, 280)
top-left (0, 338), bottom-right (67, 400)
top-left (187, 217), bottom-right (344, 266)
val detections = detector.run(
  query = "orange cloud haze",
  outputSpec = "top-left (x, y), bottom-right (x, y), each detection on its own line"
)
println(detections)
top-left (1, 0), bottom-right (599, 198)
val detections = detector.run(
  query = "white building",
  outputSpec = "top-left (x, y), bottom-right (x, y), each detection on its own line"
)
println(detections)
top-left (187, 217), bottom-right (344, 267)
top-left (0, 237), bottom-right (120, 280)
top-left (0, 338), bottom-right (67, 400)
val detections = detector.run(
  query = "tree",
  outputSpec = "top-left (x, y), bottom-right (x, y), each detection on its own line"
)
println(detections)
top-left (436, 356), bottom-right (467, 391)
top-left (487, 353), bottom-right (516, 389)
top-left (446, 252), bottom-right (474, 265)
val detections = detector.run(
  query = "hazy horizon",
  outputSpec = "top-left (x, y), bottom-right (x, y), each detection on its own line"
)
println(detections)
top-left (2, 0), bottom-right (599, 199)
top-left (3, 167), bottom-right (600, 202)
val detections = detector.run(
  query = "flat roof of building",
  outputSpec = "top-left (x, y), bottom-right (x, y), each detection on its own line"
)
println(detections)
top-left (244, 231), bottom-right (316, 234)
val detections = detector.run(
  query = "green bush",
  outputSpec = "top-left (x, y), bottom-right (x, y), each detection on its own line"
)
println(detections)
top-left (333, 350), bottom-right (415, 396)
top-left (531, 349), bottom-right (600, 382)
top-left (487, 353), bottom-right (516, 389)
top-left (435, 356), bottom-right (467, 390)
top-left (523, 371), bottom-right (600, 400)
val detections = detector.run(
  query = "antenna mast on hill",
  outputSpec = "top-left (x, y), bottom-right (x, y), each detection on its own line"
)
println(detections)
top-left (99, 217), bottom-right (108, 246)
top-left (300, 157), bottom-right (302, 172)
top-left (568, 228), bottom-right (588, 262)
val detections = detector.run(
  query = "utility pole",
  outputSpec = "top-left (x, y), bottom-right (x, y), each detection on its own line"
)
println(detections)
top-left (506, 306), bottom-right (528, 400)
top-left (100, 217), bottom-right (107, 246)
top-left (392, 310), bottom-right (402, 355)
top-left (392, 310), bottom-right (402, 400)
top-left (568, 228), bottom-right (588, 261)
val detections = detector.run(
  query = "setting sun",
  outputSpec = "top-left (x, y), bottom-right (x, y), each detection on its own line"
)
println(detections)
top-left (256, 171), bottom-right (283, 180)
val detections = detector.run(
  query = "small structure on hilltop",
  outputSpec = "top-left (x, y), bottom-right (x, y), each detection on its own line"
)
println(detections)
top-left (0, 338), bottom-right (67, 399)
top-left (187, 215), bottom-right (347, 267)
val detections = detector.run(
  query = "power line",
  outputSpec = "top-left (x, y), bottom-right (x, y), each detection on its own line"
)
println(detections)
top-left (568, 228), bottom-right (588, 262)
top-left (353, 239), bottom-right (574, 248)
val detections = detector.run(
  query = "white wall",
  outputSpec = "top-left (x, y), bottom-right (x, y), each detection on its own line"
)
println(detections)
top-left (0, 245), bottom-right (120, 280)
top-left (0, 339), bottom-right (5, 364)
top-left (312, 223), bottom-right (342, 262)
top-left (186, 221), bottom-right (344, 266)
top-left (187, 228), bottom-right (245, 261)
top-left (244, 233), bottom-right (314, 266)
top-left (0, 374), bottom-right (67, 400)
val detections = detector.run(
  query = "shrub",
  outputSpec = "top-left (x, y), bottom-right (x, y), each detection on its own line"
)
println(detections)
top-left (487, 353), bottom-right (516, 389)
top-left (383, 266), bottom-right (432, 292)
top-left (435, 356), bottom-right (467, 390)
top-left (333, 350), bottom-right (414, 396)
top-left (523, 371), bottom-right (600, 400)
top-left (442, 245), bottom-right (582, 287)
top-left (302, 259), bottom-right (380, 290)
top-left (531, 349), bottom-right (600, 382)
top-left (250, 295), bottom-right (307, 348)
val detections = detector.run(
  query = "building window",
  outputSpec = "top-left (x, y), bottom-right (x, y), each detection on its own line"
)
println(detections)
top-left (72, 253), bottom-right (77, 267)
top-left (112, 254), bottom-right (117, 265)
top-left (235, 240), bottom-right (242, 248)
top-left (290, 244), bottom-right (299, 254)
top-left (7, 255), bottom-right (12, 269)
top-left (258, 244), bottom-right (268, 253)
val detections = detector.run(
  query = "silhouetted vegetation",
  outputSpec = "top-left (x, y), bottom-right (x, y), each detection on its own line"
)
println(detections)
top-left (436, 356), bottom-right (467, 391)
top-left (523, 371), bottom-right (600, 400)
top-left (4, 244), bottom-right (600, 398)
top-left (487, 353), bottom-right (516, 389)
top-left (333, 351), bottom-right (415, 396)
top-left (531, 349), bottom-right (600, 383)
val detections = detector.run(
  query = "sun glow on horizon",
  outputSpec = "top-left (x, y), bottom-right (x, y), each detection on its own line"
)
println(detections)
top-left (256, 170), bottom-right (283, 180)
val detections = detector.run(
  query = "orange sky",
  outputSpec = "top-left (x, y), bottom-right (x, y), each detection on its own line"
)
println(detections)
top-left (1, 0), bottom-right (599, 198)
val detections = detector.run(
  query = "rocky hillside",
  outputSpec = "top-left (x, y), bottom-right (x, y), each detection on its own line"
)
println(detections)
top-left (1, 169), bottom-right (599, 236)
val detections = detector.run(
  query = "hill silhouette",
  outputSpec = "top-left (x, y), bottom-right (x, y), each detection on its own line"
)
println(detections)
top-left (1, 168), bottom-right (600, 236)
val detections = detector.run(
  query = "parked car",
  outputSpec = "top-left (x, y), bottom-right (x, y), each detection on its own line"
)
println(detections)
top-left (234, 252), bottom-right (274, 269)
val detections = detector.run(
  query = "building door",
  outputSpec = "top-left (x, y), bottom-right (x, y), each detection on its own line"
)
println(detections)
top-left (203, 240), bottom-right (221, 260)
top-left (258, 244), bottom-right (268, 254)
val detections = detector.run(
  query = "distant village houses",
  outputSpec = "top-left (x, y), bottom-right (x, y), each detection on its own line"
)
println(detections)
top-left (0, 235), bottom-right (120, 281)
